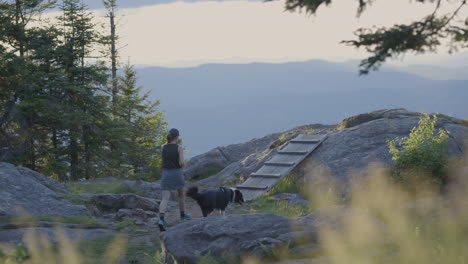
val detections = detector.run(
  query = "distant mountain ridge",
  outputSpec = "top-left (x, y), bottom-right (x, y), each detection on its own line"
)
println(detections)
top-left (386, 64), bottom-right (468, 81)
top-left (136, 60), bottom-right (468, 157)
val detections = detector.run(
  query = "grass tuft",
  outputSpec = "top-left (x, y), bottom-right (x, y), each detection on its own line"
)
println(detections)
top-left (248, 197), bottom-right (310, 217)
top-left (67, 180), bottom-right (143, 195)
top-left (0, 216), bottom-right (104, 226)
top-left (114, 220), bottom-right (136, 232)
top-left (247, 174), bottom-right (313, 217)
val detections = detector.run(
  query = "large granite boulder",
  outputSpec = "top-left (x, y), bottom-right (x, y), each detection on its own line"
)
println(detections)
top-left (190, 124), bottom-right (335, 188)
top-left (90, 193), bottom-right (160, 212)
top-left (16, 166), bottom-right (70, 194)
top-left (185, 124), bottom-right (335, 181)
top-left (184, 148), bottom-right (232, 181)
top-left (297, 109), bottom-right (468, 187)
top-left (337, 108), bottom-right (420, 130)
top-left (161, 207), bottom-right (387, 263)
top-left (161, 214), bottom-right (291, 263)
top-left (0, 163), bottom-right (88, 217)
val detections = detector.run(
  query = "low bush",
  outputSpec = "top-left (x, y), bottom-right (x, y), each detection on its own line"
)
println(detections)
top-left (387, 113), bottom-right (450, 186)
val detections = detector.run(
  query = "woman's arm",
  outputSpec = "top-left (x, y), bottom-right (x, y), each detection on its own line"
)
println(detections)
top-left (178, 145), bottom-right (185, 168)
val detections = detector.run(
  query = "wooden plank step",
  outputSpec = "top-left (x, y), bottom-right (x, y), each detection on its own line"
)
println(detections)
top-left (236, 185), bottom-right (269, 191)
top-left (277, 150), bottom-right (308, 155)
top-left (290, 139), bottom-right (320, 143)
top-left (250, 173), bottom-right (282, 178)
top-left (264, 161), bottom-right (295, 166)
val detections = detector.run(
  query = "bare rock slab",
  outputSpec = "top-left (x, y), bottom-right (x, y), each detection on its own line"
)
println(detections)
top-left (0, 162), bottom-right (88, 217)
top-left (298, 109), bottom-right (468, 188)
top-left (161, 214), bottom-right (292, 263)
top-left (161, 207), bottom-right (388, 264)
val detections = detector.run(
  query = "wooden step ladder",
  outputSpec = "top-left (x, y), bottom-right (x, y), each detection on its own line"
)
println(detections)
top-left (236, 134), bottom-right (327, 201)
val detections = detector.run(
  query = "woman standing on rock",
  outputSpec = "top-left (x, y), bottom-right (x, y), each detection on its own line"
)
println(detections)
top-left (158, 128), bottom-right (192, 231)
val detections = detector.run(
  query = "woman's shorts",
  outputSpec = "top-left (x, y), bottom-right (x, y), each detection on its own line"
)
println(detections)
top-left (161, 168), bottom-right (185, 191)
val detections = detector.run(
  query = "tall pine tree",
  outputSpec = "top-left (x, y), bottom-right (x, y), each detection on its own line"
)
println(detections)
top-left (56, 0), bottom-right (109, 180)
top-left (115, 63), bottom-right (166, 179)
top-left (0, 0), bottom-right (56, 169)
top-left (101, 0), bottom-right (167, 181)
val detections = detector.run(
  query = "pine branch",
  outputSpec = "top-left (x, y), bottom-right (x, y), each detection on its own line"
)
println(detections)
top-left (277, 0), bottom-right (468, 74)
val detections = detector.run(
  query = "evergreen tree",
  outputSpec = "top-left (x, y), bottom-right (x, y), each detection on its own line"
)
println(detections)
top-left (55, 0), bottom-right (109, 180)
top-left (113, 63), bottom-right (167, 180)
top-left (100, 0), bottom-right (167, 180)
top-left (0, 0), bottom-right (56, 168)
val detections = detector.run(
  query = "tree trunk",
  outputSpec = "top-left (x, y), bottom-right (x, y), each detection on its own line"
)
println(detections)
top-left (15, 0), bottom-right (25, 57)
top-left (82, 125), bottom-right (91, 179)
top-left (28, 131), bottom-right (35, 171)
top-left (109, 5), bottom-right (118, 114)
top-left (69, 131), bottom-right (79, 181)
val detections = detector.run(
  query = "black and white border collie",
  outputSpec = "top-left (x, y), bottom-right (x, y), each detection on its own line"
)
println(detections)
top-left (187, 186), bottom-right (244, 217)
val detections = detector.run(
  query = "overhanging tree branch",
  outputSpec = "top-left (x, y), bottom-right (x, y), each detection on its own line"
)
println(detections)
top-left (275, 0), bottom-right (468, 74)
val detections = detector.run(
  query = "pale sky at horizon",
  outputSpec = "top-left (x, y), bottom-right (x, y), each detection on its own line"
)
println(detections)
top-left (48, 0), bottom-right (468, 68)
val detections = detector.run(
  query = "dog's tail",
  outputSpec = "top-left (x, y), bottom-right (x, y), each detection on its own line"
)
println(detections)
top-left (186, 186), bottom-right (200, 200)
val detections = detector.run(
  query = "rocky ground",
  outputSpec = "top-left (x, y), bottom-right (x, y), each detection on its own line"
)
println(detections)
top-left (0, 162), bottom-right (251, 263)
top-left (1, 109), bottom-right (467, 264)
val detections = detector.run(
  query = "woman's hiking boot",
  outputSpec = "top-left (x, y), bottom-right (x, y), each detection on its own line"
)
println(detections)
top-left (158, 219), bottom-right (167, 232)
top-left (180, 214), bottom-right (192, 222)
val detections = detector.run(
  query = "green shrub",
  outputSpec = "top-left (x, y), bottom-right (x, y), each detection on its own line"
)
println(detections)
top-left (387, 113), bottom-right (450, 185)
top-left (0, 245), bottom-right (29, 263)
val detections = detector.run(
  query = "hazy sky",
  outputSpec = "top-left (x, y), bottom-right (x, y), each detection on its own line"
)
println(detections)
top-left (62, 0), bottom-right (468, 67)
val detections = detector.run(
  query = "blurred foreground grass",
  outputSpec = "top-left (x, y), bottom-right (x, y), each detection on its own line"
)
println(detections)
top-left (0, 233), bottom-right (161, 264)
top-left (245, 154), bottom-right (468, 264)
